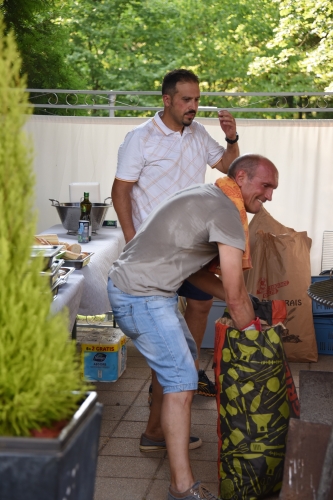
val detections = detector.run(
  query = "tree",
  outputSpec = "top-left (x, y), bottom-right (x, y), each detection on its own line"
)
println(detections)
top-left (247, 0), bottom-right (333, 92)
top-left (0, 0), bottom-right (87, 90)
top-left (5, 0), bottom-right (331, 117)
top-left (66, 0), bottom-right (280, 116)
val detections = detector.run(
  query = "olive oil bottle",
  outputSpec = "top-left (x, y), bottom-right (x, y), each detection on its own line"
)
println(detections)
top-left (80, 192), bottom-right (92, 241)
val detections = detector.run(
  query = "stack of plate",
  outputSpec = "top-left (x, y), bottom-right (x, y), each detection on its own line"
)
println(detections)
top-left (31, 245), bottom-right (75, 299)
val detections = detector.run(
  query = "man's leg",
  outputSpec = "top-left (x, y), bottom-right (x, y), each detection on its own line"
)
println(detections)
top-left (148, 294), bottom-right (216, 403)
top-left (108, 281), bottom-right (219, 498)
top-left (183, 294), bottom-right (216, 398)
top-left (184, 297), bottom-right (213, 368)
top-left (144, 370), bottom-right (164, 441)
top-left (144, 378), bottom-right (202, 493)
top-left (161, 390), bottom-right (195, 492)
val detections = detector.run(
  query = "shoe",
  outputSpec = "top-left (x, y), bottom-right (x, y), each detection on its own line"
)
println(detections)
top-left (148, 382), bottom-right (153, 406)
top-left (168, 481), bottom-right (219, 499)
top-left (197, 370), bottom-right (216, 397)
top-left (139, 433), bottom-right (202, 452)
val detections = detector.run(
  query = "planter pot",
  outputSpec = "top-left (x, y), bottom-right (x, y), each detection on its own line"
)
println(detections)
top-left (0, 391), bottom-right (102, 500)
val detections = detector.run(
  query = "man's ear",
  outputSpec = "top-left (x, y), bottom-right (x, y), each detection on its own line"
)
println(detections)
top-left (234, 169), bottom-right (247, 187)
top-left (162, 94), bottom-right (171, 107)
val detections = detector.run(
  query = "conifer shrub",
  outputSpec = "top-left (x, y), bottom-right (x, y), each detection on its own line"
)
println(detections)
top-left (0, 16), bottom-right (90, 437)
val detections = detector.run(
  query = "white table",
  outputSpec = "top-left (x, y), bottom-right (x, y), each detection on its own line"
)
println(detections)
top-left (42, 224), bottom-right (125, 317)
top-left (50, 273), bottom-right (85, 334)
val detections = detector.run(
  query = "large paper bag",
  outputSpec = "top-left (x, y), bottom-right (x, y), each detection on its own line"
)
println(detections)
top-left (245, 230), bottom-right (318, 362)
top-left (248, 206), bottom-right (295, 250)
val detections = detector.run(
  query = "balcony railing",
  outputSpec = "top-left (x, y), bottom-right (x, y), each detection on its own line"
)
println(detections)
top-left (26, 89), bottom-right (333, 118)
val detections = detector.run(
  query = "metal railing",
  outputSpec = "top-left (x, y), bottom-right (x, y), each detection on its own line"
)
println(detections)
top-left (26, 89), bottom-right (333, 117)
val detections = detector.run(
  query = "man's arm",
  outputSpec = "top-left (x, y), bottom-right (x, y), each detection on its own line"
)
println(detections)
top-left (187, 266), bottom-right (226, 300)
top-left (111, 178), bottom-right (137, 243)
top-left (217, 243), bottom-right (254, 330)
top-left (214, 110), bottom-right (240, 174)
top-left (187, 247), bottom-right (254, 329)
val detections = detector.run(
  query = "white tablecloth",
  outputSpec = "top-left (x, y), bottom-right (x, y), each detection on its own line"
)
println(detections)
top-left (42, 224), bottom-right (125, 316)
top-left (50, 273), bottom-right (84, 332)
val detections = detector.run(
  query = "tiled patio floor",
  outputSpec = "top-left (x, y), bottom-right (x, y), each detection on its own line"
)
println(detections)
top-left (76, 325), bottom-right (333, 500)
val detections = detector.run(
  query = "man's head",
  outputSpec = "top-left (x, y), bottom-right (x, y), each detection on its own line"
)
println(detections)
top-left (161, 69), bottom-right (200, 130)
top-left (228, 154), bottom-right (279, 214)
top-left (162, 69), bottom-right (199, 96)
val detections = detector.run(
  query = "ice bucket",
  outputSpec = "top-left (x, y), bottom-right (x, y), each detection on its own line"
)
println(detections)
top-left (50, 197), bottom-right (112, 234)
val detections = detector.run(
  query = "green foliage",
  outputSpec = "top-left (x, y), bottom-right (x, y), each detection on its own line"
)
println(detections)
top-left (66, 0), bottom-right (279, 94)
top-left (0, 16), bottom-right (90, 437)
top-left (0, 0), bottom-right (87, 92)
top-left (2, 0), bottom-right (332, 118)
top-left (63, 0), bottom-right (282, 117)
top-left (248, 0), bottom-right (333, 92)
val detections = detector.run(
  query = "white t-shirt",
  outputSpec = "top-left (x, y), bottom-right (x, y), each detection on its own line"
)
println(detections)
top-left (116, 111), bottom-right (225, 229)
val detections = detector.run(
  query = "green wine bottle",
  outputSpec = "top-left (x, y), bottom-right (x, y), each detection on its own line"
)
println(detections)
top-left (80, 192), bottom-right (92, 240)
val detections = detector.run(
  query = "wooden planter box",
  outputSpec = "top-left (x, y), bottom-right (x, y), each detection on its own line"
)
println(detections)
top-left (0, 392), bottom-right (102, 500)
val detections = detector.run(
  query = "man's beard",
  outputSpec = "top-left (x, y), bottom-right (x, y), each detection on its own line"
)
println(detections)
top-left (182, 111), bottom-right (196, 127)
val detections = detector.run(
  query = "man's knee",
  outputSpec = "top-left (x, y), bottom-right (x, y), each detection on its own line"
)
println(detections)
top-left (186, 298), bottom-right (213, 317)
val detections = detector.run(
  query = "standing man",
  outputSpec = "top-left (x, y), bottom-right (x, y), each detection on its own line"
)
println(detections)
top-left (112, 69), bottom-right (240, 399)
top-left (108, 154), bottom-right (279, 500)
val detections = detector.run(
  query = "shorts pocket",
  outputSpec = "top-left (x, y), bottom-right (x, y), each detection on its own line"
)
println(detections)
top-left (112, 304), bottom-right (140, 339)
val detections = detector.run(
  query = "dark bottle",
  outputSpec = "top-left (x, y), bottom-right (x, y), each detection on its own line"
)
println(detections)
top-left (80, 192), bottom-right (92, 240)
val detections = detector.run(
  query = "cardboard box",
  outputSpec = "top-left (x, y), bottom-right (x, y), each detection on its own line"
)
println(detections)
top-left (81, 330), bottom-right (127, 382)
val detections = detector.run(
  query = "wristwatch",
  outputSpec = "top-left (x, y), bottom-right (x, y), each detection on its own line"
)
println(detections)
top-left (225, 132), bottom-right (239, 144)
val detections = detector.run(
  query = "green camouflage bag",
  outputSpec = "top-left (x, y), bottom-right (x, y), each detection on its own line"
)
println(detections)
top-left (214, 320), bottom-right (300, 499)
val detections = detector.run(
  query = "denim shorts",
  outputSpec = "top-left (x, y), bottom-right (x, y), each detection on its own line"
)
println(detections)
top-left (107, 278), bottom-right (198, 394)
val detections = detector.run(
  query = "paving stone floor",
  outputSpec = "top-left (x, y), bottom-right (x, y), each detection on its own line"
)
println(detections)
top-left (76, 323), bottom-right (333, 500)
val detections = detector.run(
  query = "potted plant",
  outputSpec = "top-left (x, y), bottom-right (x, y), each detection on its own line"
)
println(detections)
top-left (0, 16), bottom-right (102, 500)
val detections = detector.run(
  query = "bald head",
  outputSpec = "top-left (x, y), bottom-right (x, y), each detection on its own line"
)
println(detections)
top-left (228, 154), bottom-right (278, 181)
top-left (228, 154), bottom-right (279, 214)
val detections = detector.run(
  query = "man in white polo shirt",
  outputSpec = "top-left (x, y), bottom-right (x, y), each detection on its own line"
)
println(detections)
top-left (111, 69), bottom-right (239, 418)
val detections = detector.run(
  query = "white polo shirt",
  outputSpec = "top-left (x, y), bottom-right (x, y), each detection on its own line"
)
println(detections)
top-left (116, 111), bottom-right (225, 229)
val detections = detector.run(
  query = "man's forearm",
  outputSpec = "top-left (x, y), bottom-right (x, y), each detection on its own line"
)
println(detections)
top-left (187, 268), bottom-right (225, 300)
top-left (214, 143), bottom-right (240, 174)
top-left (225, 289), bottom-right (255, 331)
top-left (111, 180), bottom-right (136, 243)
top-left (220, 143), bottom-right (240, 173)
top-left (217, 243), bottom-right (255, 330)
top-left (215, 110), bottom-right (240, 173)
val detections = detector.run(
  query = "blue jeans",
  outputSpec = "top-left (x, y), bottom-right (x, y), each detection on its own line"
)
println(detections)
top-left (107, 278), bottom-right (198, 394)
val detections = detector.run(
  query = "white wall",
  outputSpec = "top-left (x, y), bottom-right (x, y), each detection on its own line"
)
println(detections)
top-left (25, 115), bottom-right (333, 275)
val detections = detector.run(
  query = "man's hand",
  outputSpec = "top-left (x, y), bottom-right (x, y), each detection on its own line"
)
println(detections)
top-left (218, 110), bottom-right (237, 141)
top-left (214, 110), bottom-right (240, 174)
top-left (111, 178), bottom-right (136, 243)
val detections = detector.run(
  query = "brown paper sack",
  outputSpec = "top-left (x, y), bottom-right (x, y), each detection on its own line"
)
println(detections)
top-left (245, 208), bottom-right (318, 363)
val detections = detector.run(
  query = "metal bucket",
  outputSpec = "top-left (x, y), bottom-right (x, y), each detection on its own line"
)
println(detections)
top-left (50, 198), bottom-right (112, 234)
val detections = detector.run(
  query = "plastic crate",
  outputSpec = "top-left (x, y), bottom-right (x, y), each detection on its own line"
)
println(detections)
top-left (311, 276), bottom-right (333, 315)
top-left (313, 316), bottom-right (333, 355)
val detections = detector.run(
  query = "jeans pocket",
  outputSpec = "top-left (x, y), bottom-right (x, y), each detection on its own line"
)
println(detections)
top-left (112, 304), bottom-right (140, 339)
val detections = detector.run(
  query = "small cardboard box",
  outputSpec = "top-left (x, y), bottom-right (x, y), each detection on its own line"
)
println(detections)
top-left (81, 330), bottom-right (127, 382)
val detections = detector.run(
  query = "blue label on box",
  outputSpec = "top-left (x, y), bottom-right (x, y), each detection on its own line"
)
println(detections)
top-left (83, 351), bottom-right (119, 382)
top-left (81, 333), bottom-right (127, 382)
